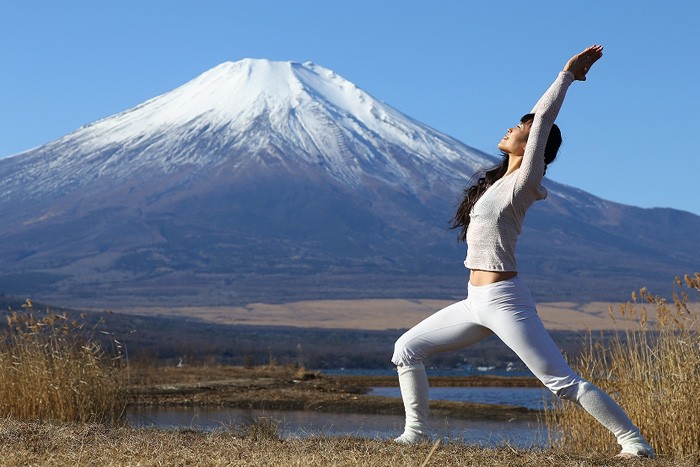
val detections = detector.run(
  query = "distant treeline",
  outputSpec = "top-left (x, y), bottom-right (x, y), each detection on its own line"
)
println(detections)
top-left (0, 295), bottom-right (611, 370)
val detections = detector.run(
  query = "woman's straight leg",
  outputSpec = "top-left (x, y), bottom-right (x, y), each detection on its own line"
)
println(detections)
top-left (473, 278), bottom-right (654, 457)
top-left (472, 279), bottom-right (580, 395)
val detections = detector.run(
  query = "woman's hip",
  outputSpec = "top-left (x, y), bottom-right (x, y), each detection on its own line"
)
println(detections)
top-left (467, 276), bottom-right (536, 312)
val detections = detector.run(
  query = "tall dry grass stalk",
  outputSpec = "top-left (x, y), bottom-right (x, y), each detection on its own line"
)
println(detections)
top-left (0, 300), bottom-right (127, 423)
top-left (545, 273), bottom-right (700, 459)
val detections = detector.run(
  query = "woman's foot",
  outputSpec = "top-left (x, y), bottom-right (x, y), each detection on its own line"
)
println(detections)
top-left (393, 429), bottom-right (432, 445)
top-left (615, 441), bottom-right (656, 459)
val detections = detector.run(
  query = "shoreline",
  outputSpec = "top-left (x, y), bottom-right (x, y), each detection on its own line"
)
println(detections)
top-left (127, 366), bottom-right (543, 422)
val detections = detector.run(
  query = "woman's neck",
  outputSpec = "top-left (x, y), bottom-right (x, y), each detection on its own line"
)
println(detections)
top-left (505, 154), bottom-right (523, 176)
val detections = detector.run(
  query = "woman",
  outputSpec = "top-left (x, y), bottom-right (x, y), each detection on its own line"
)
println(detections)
top-left (391, 45), bottom-right (655, 459)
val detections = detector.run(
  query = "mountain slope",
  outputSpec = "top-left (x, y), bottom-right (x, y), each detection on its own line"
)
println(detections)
top-left (0, 59), bottom-right (696, 307)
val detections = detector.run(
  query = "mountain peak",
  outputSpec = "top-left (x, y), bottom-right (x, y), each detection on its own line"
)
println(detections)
top-left (0, 59), bottom-right (489, 202)
top-left (59, 59), bottom-right (374, 147)
top-left (193, 58), bottom-right (375, 121)
top-left (193, 58), bottom-right (306, 102)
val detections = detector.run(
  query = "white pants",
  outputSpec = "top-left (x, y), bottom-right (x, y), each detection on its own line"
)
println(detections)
top-left (393, 277), bottom-right (585, 400)
top-left (391, 276), bottom-right (651, 451)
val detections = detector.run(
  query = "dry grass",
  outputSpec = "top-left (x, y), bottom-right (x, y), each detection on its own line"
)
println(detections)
top-left (0, 300), bottom-right (127, 423)
top-left (545, 273), bottom-right (700, 461)
top-left (110, 299), bottom-right (628, 331)
top-left (0, 417), bottom-right (691, 466)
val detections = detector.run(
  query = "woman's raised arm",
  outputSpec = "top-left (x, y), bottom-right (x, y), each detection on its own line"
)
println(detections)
top-left (517, 46), bottom-right (604, 195)
top-left (530, 45), bottom-right (604, 114)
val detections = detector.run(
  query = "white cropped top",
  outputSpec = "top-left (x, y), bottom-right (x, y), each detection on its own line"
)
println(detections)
top-left (464, 71), bottom-right (575, 272)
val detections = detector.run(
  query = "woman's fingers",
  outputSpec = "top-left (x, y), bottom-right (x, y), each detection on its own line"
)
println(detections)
top-left (586, 45), bottom-right (604, 60)
top-left (564, 45), bottom-right (603, 81)
top-left (578, 45), bottom-right (603, 79)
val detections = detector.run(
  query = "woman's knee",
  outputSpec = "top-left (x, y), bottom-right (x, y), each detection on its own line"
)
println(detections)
top-left (552, 378), bottom-right (593, 403)
top-left (391, 332), bottom-right (422, 367)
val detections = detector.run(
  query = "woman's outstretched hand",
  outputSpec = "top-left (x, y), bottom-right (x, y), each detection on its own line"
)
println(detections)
top-left (564, 45), bottom-right (604, 81)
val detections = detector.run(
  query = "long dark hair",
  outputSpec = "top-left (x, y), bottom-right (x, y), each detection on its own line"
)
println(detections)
top-left (450, 113), bottom-right (562, 242)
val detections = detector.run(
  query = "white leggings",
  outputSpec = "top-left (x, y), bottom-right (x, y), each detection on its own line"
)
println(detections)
top-left (391, 276), bottom-right (647, 448)
top-left (392, 277), bottom-right (582, 398)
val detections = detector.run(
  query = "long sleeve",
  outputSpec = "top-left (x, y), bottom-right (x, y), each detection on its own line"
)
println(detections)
top-left (514, 71), bottom-right (575, 197)
top-left (529, 70), bottom-right (575, 115)
top-left (465, 71), bottom-right (575, 272)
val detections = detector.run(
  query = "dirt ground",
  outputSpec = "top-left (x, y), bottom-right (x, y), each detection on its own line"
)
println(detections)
top-left (127, 364), bottom-right (540, 421)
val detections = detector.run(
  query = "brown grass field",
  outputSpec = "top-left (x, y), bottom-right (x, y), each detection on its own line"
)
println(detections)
top-left (108, 298), bottom-right (682, 331)
top-left (1, 418), bottom-right (693, 467)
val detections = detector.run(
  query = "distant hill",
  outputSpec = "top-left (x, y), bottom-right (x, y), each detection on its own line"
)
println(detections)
top-left (0, 59), bottom-right (697, 307)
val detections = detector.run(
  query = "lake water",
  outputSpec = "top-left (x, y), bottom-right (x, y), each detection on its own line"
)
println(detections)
top-left (370, 386), bottom-right (553, 411)
top-left (128, 384), bottom-right (552, 447)
top-left (128, 406), bottom-right (549, 448)
top-left (322, 367), bottom-right (535, 378)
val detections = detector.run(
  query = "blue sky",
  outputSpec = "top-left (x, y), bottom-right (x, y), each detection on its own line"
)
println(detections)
top-left (2, 1), bottom-right (698, 214)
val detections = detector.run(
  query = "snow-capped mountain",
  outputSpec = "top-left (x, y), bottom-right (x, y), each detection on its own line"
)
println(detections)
top-left (0, 59), bottom-right (697, 307)
top-left (0, 59), bottom-right (484, 202)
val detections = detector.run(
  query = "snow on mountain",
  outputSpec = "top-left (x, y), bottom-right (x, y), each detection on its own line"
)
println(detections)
top-left (0, 59), bottom-right (489, 204)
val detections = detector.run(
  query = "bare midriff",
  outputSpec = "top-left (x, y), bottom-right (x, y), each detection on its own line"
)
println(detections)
top-left (469, 269), bottom-right (518, 286)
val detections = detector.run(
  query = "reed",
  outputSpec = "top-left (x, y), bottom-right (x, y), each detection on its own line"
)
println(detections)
top-left (544, 273), bottom-right (700, 460)
top-left (0, 300), bottom-right (126, 423)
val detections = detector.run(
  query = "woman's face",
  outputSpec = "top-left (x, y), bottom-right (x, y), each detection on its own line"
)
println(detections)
top-left (497, 120), bottom-right (532, 157)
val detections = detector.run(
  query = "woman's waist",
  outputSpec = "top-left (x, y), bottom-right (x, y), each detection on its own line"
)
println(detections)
top-left (467, 272), bottom-right (532, 304)
top-left (469, 269), bottom-right (518, 287)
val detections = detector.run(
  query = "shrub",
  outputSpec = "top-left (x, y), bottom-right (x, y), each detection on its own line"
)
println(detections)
top-left (0, 300), bottom-right (126, 423)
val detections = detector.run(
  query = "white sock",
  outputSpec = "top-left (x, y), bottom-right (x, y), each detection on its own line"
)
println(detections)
top-left (575, 381), bottom-right (654, 457)
top-left (394, 363), bottom-right (431, 444)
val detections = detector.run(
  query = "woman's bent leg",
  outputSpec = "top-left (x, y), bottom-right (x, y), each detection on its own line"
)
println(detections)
top-left (391, 300), bottom-right (492, 443)
top-left (475, 279), bottom-right (654, 458)
top-left (391, 300), bottom-right (492, 367)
